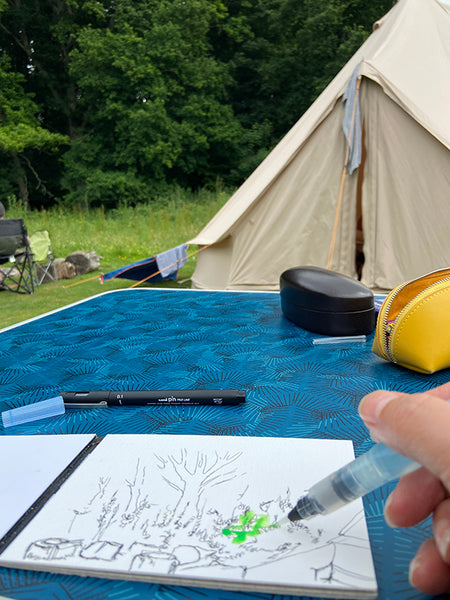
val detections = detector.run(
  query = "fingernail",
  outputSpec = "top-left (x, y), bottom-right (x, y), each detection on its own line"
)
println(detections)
top-left (409, 556), bottom-right (420, 588)
top-left (358, 391), bottom-right (396, 428)
top-left (383, 493), bottom-right (396, 528)
top-left (435, 519), bottom-right (450, 562)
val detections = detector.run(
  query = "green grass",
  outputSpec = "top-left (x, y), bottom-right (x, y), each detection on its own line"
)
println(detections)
top-left (0, 187), bottom-right (230, 329)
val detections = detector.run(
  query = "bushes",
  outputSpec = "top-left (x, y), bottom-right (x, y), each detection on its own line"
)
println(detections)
top-left (5, 186), bottom-right (231, 263)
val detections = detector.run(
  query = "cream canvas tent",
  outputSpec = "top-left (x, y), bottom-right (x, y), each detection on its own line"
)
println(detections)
top-left (190, 0), bottom-right (450, 291)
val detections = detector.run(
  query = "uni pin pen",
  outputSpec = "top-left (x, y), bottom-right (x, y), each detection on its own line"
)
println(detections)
top-left (62, 389), bottom-right (246, 408)
top-left (285, 441), bottom-right (420, 523)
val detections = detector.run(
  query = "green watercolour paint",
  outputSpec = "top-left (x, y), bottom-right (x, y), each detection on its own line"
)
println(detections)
top-left (222, 510), bottom-right (279, 544)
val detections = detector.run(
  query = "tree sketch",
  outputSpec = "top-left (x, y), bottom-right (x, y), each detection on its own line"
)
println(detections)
top-left (154, 449), bottom-right (242, 529)
top-left (19, 443), bottom-right (375, 594)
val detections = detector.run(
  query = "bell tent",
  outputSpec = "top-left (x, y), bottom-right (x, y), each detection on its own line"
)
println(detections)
top-left (190, 0), bottom-right (450, 291)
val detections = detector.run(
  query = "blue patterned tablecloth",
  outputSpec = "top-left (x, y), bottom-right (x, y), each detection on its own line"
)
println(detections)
top-left (0, 288), bottom-right (448, 600)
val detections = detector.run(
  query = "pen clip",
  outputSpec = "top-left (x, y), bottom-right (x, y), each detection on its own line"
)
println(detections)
top-left (64, 401), bottom-right (109, 409)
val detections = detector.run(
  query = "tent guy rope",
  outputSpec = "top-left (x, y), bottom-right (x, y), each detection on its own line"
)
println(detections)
top-left (62, 243), bottom-right (211, 290)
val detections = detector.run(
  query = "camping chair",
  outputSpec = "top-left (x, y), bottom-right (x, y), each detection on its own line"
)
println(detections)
top-left (0, 218), bottom-right (34, 294)
top-left (30, 230), bottom-right (57, 285)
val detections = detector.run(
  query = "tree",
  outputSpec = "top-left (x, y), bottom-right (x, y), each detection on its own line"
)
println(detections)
top-left (0, 0), bottom-right (99, 206)
top-left (155, 449), bottom-right (241, 527)
top-left (0, 52), bottom-right (68, 207)
top-left (217, 0), bottom-right (396, 146)
top-left (62, 0), bottom-right (245, 206)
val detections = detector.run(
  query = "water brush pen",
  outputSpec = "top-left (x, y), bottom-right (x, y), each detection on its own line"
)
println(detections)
top-left (283, 442), bottom-right (420, 523)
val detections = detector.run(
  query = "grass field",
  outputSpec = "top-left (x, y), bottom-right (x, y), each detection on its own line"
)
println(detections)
top-left (0, 187), bottom-right (230, 329)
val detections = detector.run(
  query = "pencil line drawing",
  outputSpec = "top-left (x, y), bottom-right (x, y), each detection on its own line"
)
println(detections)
top-left (9, 437), bottom-right (375, 594)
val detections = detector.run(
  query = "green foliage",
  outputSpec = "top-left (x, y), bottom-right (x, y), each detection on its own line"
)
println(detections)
top-left (225, 0), bottom-right (395, 141)
top-left (222, 510), bottom-right (278, 544)
top-left (0, 52), bottom-right (68, 152)
top-left (62, 0), bottom-right (243, 204)
top-left (0, 124), bottom-right (67, 154)
top-left (0, 0), bottom-right (396, 209)
top-left (0, 4), bottom-right (70, 206)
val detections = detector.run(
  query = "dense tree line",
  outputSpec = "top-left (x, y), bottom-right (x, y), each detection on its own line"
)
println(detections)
top-left (0, 0), bottom-right (394, 209)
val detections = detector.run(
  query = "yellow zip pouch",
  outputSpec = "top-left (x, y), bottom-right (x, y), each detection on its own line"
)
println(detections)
top-left (372, 268), bottom-right (450, 374)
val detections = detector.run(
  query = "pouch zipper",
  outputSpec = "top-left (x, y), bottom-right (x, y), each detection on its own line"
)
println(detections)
top-left (380, 282), bottom-right (408, 362)
top-left (380, 272), bottom-right (450, 363)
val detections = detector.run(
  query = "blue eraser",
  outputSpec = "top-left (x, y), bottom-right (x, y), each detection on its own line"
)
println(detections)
top-left (1, 396), bottom-right (65, 428)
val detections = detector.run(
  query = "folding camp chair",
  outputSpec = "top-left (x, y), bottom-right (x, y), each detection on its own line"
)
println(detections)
top-left (0, 218), bottom-right (34, 294)
top-left (30, 230), bottom-right (57, 285)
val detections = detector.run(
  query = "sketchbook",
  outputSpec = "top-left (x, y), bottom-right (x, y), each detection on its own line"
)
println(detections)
top-left (0, 434), bottom-right (377, 599)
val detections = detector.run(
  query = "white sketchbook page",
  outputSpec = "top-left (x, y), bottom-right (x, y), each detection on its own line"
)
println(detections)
top-left (0, 434), bottom-right (96, 539)
top-left (0, 434), bottom-right (377, 598)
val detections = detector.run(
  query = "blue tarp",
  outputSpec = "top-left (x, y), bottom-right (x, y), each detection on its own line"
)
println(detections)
top-left (101, 244), bottom-right (188, 283)
top-left (102, 256), bottom-right (177, 283)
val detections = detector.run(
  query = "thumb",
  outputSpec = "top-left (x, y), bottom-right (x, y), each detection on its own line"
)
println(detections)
top-left (358, 384), bottom-right (450, 490)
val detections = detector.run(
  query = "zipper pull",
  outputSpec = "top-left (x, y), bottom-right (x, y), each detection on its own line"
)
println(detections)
top-left (385, 319), bottom-right (395, 343)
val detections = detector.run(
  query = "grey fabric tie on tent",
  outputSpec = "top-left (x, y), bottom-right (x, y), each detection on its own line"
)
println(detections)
top-left (327, 64), bottom-right (362, 269)
top-left (342, 62), bottom-right (362, 174)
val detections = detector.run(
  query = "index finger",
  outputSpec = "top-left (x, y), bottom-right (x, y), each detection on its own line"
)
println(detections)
top-left (358, 384), bottom-right (450, 490)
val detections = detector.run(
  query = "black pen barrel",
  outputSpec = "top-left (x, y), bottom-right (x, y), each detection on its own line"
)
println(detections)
top-left (62, 389), bottom-right (246, 406)
top-left (107, 390), bottom-right (245, 406)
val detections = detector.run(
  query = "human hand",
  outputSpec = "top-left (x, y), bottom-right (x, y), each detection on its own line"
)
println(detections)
top-left (358, 382), bottom-right (450, 595)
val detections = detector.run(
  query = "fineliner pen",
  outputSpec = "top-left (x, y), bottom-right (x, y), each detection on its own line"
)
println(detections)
top-left (287, 442), bottom-right (420, 522)
top-left (62, 389), bottom-right (246, 408)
